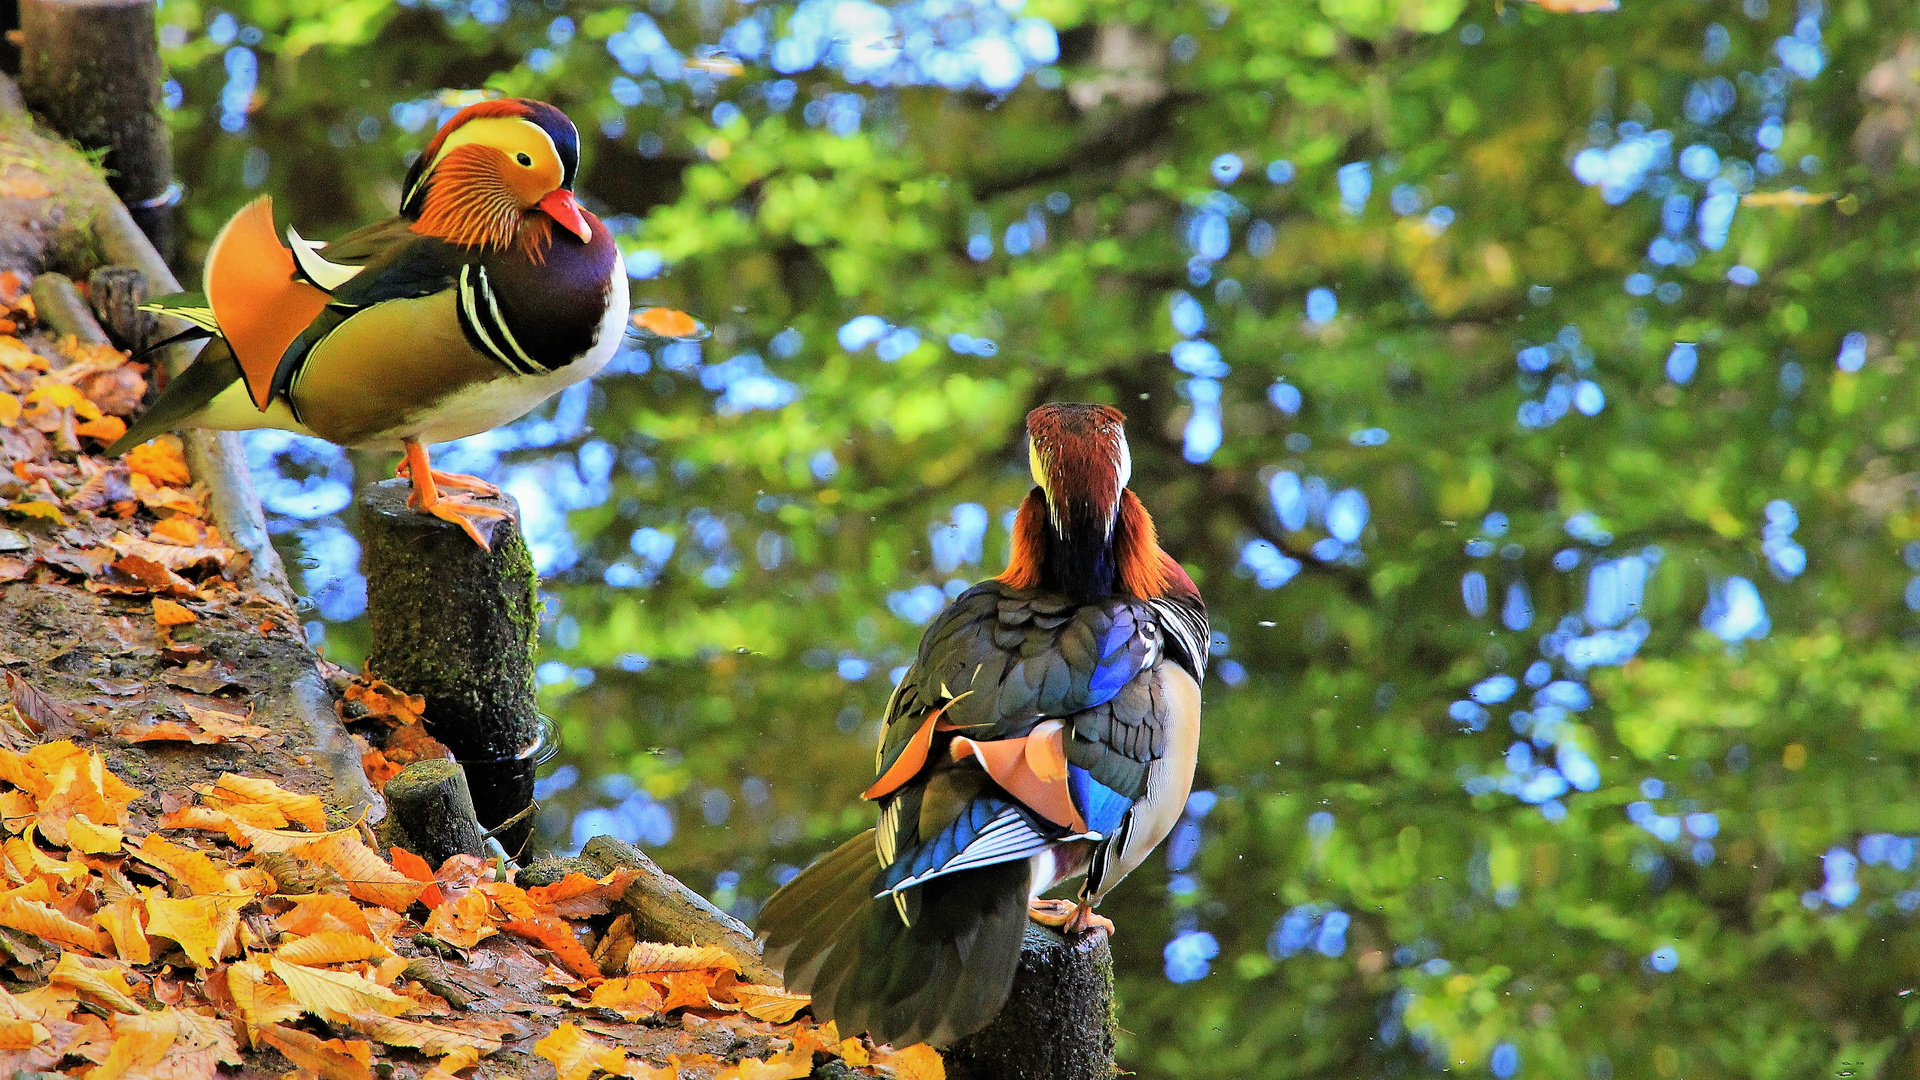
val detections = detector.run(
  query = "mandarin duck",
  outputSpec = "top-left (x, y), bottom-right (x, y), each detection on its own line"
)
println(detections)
top-left (106, 98), bottom-right (627, 548)
top-left (758, 403), bottom-right (1208, 1047)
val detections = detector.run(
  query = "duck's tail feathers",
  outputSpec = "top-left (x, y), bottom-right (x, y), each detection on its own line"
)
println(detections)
top-left (758, 829), bottom-right (1030, 1048)
top-left (103, 340), bottom-right (242, 457)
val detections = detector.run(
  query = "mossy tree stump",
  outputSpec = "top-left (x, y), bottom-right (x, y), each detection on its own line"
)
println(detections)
top-left (382, 759), bottom-right (487, 869)
top-left (17, 0), bottom-right (174, 259)
top-left (361, 478), bottom-right (538, 857)
top-left (942, 924), bottom-right (1116, 1080)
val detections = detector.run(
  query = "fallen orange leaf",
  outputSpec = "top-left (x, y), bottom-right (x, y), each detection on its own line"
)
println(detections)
top-left (423, 1045), bottom-right (485, 1080)
top-left (74, 414), bottom-right (126, 444)
top-left (344, 678), bottom-right (426, 725)
top-left (656, 969), bottom-right (716, 1012)
top-left (389, 846), bottom-right (444, 907)
top-left (151, 598), bottom-right (196, 627)
top-left (94, 896), bottom-right (151, 964)
top-left (423, 889), bottom-right (495, 949)
top-left (873, 1042), bottom-right (946, 1080)
top-left (0, 893), bottom-right (108, 952)
top-left (587, 976), bottom-right (662, 1020)
top-left (717, 1046), bottom-right (816, 1080)
top-left (527, 868), bottom-right (641, 919)
top-left (289, 834), bottom-right (424, 910)
top-left (339, 1012), bottom-right (509, 1056)
top-left (273, 895), bottom-right (372, 939)
top-left (503, 917), bottom-right (601, 981)
top-left (124, 437), bottom-right (191, 486)
top-left (732, 983), bottom-right (812, 1024)
top-left (259, 1024), bottom-right (373, 1080)
top-left (627, 941), bottom-right (741, 975)
top-left (227, 958), bottom-right (301, 1045)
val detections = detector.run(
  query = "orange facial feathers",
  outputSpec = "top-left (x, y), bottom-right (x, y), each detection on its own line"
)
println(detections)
top-left (201, 197), bottom-right (330, 411)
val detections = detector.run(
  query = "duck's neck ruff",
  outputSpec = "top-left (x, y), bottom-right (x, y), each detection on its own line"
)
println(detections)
top-left (997, 488), bottom-right (1178, 602)
top-left (411, 145), bottom-right (552, 262)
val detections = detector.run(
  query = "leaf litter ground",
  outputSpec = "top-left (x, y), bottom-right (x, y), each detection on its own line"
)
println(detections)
top-left (0, 270), bottom-right (944, 1078)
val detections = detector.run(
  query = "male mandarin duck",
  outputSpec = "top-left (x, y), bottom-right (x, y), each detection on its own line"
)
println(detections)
top-left (106, 97), bottom-right (626, 548)
top-left (757, 403), bottom-right (1208, 1047)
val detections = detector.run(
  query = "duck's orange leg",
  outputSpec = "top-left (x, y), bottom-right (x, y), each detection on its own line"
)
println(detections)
top-left (1028, 898), bottom-right (1115, 936)
top-left (396, 453), bottom-right (499, 499)
top-left (402, 439), bottom-right (512, 550)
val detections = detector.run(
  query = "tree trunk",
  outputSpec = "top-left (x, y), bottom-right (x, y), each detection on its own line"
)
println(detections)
top-left (16, 0), bottom-right (174, 260)
top-left (360, 478), bottom-right (539, 857)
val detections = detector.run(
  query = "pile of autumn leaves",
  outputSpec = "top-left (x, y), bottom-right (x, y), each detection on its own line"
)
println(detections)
top-left (0, 272), bottom-right (258, 660)
top-left (0, 738), bottom-right (939, 1079)
top-left (0, 280), bottom-right (948, 1075)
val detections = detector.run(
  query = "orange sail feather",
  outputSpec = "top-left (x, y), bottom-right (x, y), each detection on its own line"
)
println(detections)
top-left (203, 197), bottom-right (330, 411)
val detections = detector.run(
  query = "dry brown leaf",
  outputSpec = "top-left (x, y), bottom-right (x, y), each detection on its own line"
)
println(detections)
top-left (270, 955), bottom-right (410, 1025)
top-left (258, 1024), bottom-right (373, 1080)
top-left (108, 530), bottom-right (231, 573)
top-left (731, 983), bottom-right (812, 1024)
top-left (143, 891), bottom-right (247, 968)
top-left (5, 672), bottom-right (70, 735)
top-left (110, 554), bottom-right (195, 596)
top-left (627, 941), bottom-right (742, 975)
top-left (533, 1022), bottom-right (630, 1080)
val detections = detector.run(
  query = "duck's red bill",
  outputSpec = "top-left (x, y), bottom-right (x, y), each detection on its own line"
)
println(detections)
top-left (539, 190), bottom-right (591, 243)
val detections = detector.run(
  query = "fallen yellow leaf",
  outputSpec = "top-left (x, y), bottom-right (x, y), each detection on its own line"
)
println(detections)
top-left (208, 773), bottom-right (327, 831)
top-left (588, 976), bottom-right (662, 1020)
top-left (227, 957), bottom-right (302, 1045)
top-left (0, 393), bottom-right (18, 428)
top-left (275, 930), bottom-right (395, 966)
top-left (289, 834), bottom-right (425, 910)
top-left (732, 983), bottom-right (812, 1023)
top-left (1741, 189), bottom-right (1836, 207)
top-left (94, 896), bottom-right (151, 964)
top-left (144, 891), bottom-right (248, 968)
top-left (717, 1046), bottom-right (816, 1080)
top-left (873, 1042), bottom-right (946, 1080)
top-left (64, 814), bottom-right (122, 855)
top-left (339, 1011), bottom-right (509, 1056)
top-left (48, 952), bottom-right (142, 1013)
top-left (270, 955), bottom-right (410, 1024)
top-left (533, 1023), bottom-right (629, 1080)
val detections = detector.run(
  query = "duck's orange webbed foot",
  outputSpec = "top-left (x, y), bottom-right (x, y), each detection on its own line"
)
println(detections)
top-left (396, 457), bottom-right (500, 502)
top-left (1028, 899), bottom-right (1115, 937)
top-left (401, 439), bottom-right (514, 550)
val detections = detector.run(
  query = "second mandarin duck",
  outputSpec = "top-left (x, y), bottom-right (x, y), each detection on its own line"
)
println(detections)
top-left (757, 402), bottom-right (1208, 1047)
top-left (107, 97), bottom-right (626, 548)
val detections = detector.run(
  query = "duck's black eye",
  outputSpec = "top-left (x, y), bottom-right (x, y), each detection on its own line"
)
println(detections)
top-left (515, 152), bottom-right (533, 167)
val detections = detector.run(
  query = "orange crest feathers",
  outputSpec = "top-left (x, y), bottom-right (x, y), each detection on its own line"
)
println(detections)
top-left (410, 145), bottom-right (525, 251)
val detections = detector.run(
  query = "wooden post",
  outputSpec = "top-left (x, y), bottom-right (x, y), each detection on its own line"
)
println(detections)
top-left (87, 266), bottom-right (150, 354)
top-left (16, 0), bottom-right (175, 260)
top-left (942, 925), bottom-right (1116, 1080)
top-left (382, 759), bottom-right (487, 869)
top-left (360, 478), bottom-right (539, 857)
